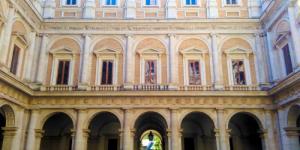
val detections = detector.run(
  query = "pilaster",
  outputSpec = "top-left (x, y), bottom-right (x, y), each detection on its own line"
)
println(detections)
top-left (36, 34), bottom-right (49, 84)
top-left (288, 6), bottom-right (300, 71)
top-left (248, 0), bottom-right (261, 18)
top-left (0, 5), bottom-right (15, 67)
top-left (79, 34), bottom-right (91, 89)
top-left (1, 127), bottom-right (17, 150)
top-left (24, 32), bottom-right (37, 82)
top-left (83, 0), bottom-right (96, 19)
top-left (254, 33), bottom-right (268, 86)
top-left (170, 108), bottom-right (180, 150)
top-left (125, 0), bottom-right (136, 19)
top-left (124, 34), bottom-right (135, 89)
top-left (168, 34), bottom-right (178, 89)
top-left (123, 108), bottom-right (134, 150)
top-left (43, 0), bottom-right (56, 19)
top-left (166, 0), bottom-right (177, 19)
top-left (207, 0), bottom-right (219, 18)
top-left (264, 109), bottom-right (277, 150)
top-left (74, 108), bottom-right (88, 150)
top-left (210, 33), bottom-right (223, 90)
top-left (216, 108), bottom-right (227, 150)
top-left (25, 109), bottom-right (40, 150)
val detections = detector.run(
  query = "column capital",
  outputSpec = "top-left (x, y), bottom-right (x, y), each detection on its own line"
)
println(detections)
top-left (38, 33), bottom-right (49, 38)
top-left (2, 127), bottom-right (18, 136)
top-left (35, 129), bottom-right (45, 138)
top-left (167, 33), bottom-right (176, 38)
top-left (125, 34), bottom-right (134, 38)
top-left (210, 33), bottom-right (218, 38)
top-left (82, 33), bottom-right (91, 38)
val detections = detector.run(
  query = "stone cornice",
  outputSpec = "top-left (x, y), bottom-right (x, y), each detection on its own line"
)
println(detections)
top-left (268, 70), bottom-right (300, 95)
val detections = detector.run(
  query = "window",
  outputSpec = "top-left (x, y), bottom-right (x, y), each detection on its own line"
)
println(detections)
top-left (282, 44), bottom-right (293, 75)
top-left (226, 0), bottom-right (237, 5)
top-left (145, 0), bottom-right (157, 6)
top-left (66, 0), bottom-right (77, 5)
top-left (186, 0), bottom-right (197, 5)
top-left (232, 60), bottom-right (246, 85)
top-left (56, 60), bottom-right (70, 85)
top-left (145, 60), bottom-right (157, 84)
top-left (101, 60), bottom-right (113, 85)
top-left (10, 45), bottom-right (20, 75)
top-left (105, 0), bottom-right (117, 5)
top-left (188, 60), bottom-right (201, 85)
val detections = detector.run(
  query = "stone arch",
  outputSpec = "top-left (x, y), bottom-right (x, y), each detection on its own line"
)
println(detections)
top-left (285, 103), bottom-right (300, 150)
top-left (0, 104), bottom-right (15, 127)
top-left (90, 38), bottom-right (124, 85)
top-left (181, 111), bottom-right (217, 150)
top-left (85, 110), bottom-right (123, 129)
top-left (87, 111), bottom-right (122, 150)
top-left (134, 111), bottom-right (169, 150)
top-left (134, 37), bottom-right (167, 53)
top-left (274, 20), bottom-right (290, 38)
top-left (40, 112), bottom-right (74, 150)
top-left (0, 104), bottom-right (16, 150)
top-left (227, 112), bottom-right (264, 150)
top-left (134, 38), bottom-right (168, 84)
top-left (226, 111), bottom-right (264, 129)
top-left (220, 37), bottom-right (257, 86)
top-left (179, 110), bottom-right (216, 128)
top-left (38, 111), bottom-right (76, 130)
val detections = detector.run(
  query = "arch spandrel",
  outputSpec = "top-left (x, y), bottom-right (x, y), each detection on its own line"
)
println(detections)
top-left (84, 109), bottom-right (123, 129)
top-left (132, 110), bottom-right (170, 130)
top-left (37, 110), bottom-right (76, 130)
top-left (179, 109), bottom-right (217, 128)
top-left (226, 110), bottom-right (264, 130)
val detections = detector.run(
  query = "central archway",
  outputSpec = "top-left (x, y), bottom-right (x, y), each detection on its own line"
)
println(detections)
top-left (134, 112), bottom-right (168, 150)
top-left (40, 113), bottom-right (74, 150)
top-left (181, 112), bottom-right (217, 150)
top-left (87, 112), bottom-right (121, 150)
top-left (228, 112), bottom-right (263, 150)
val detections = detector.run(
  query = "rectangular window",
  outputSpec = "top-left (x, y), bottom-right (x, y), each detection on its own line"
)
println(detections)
top-left (10, 45), bottom-right (20, 75)
top-left (232, 60), bottom-right (246, 85)
top-left (66, 0), bottom-right (77, 5)
top-left (101, 60), bottom-right (113, 85)
top-left (145, 60), bottom-right (157, 84)
top-left (188, 60), bottom-right (201, 85)
top-left (105, 0), bottom-right (116, 5)
top-left (56, 60), bottom-right (70, 85)
top-left (283, 44), bottom-right (293, 75)
top-left (226, 0), bottom-right (237, 4)
top-left (145, 0), bottom-right (157, 5)
top-left (186, 0), bottom-right (197, 5)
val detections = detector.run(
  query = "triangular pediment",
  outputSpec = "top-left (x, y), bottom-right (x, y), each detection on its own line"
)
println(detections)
top-left (94, 48), bottom-right (119, 54)
top-left (181, 47), bottom-right (207, 54)
top-left (224, 47), bottom-right (252, 54)
top-left (50, 46), bottom-right (74, 54)
top-left (140, 48), bottom-right (162, 54)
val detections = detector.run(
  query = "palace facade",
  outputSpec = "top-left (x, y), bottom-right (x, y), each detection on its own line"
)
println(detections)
top-left (0, 0), bottom-right (299, 150)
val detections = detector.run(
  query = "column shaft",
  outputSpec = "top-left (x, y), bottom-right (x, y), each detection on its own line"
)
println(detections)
top-left (123, 109), bottom-right (133, 150)
top-left (211, 34), bottom-right (222, 89)
top-left (0, 6), bottom-right (15, 65)
top-left (264, 110), bottom-right (277, 150)
top-left (80, 35), bottom-right (91, 85)
top-left (254, 33), bottom-right (267, 84)
top-left (74, 109), bottom-right (87, 150)
top-left (25, 32), bottom-right (37, 81)
top-left (288, 7), bottom-right (300, 70)
top-left (171, 109), bottom-right (180, 150)
top-left (168, 34), bottom-right (178, 87)
top-left (217, 109), bottom-right (227, 150)
top-left (124, 35), bottom-right (134, 86)
top-left (25, 109), bottom-right (40, 150)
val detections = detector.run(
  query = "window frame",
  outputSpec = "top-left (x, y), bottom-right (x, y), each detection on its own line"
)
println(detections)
top-left (180, 48), bottom-right (207, 86)
top-left (55, 60), bottom-right (71, 85)
top-left (183, 0), bottom-right (199, 7)
top-left (139, 49), bottom-right (162, 84)
top-left (94, 49), bottom-right (119, 86)
top-left (8, 34), bottom-right (27, 78)
top-left (143, 0), bottom-right (160, 7)
top-left (225, 48), bottom-right (252, 86)
top-left (61, 0), bottom-right (80, 7)
top-left (50, 52), bottom-right (75, 86)
top-left (144, 59), bottom-right (158, 84)
top-left (102, 0), bottom-right (119, 7)
top-left (222, 0), bottom-right (242, 7)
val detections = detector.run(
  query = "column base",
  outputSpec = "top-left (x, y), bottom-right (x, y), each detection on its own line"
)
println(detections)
top-left (168, 84), bottom-right (178, 90)
top-left (213, 83), bottom-right (224, 90)
top-left (123, 83), bottom-right (134, 90)
top-left (78, 84), bottom-right (89, 91)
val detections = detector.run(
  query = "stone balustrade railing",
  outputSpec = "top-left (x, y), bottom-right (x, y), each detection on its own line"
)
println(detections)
top-left (90, 85), bottom-right (123, 91)
top-left (224, 85), bottom-right (259, 91)
top-left (133, 84), bottom-right (169, 91)
top-left (178, 85), bottom-right (213, 91)
top-left (41, 85), bottom-right (78, 91)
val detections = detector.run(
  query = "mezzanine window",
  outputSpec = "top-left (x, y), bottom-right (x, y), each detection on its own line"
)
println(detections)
top-left (56, 60), bottom-right (70, 85)
top-left (145, 60), bottom-right (157, 84)
top-left (226, 0), bottom-right (237, 5)
top-left (10, 45), bottom-right (20, 75)
top-left (145, 0), bottom-right (158, 6)
top-left (101, 60), bottom-right (113, 85)
top-left (188, 60), bottom-right (201, 85)
top-left (232, 60), bottom-right (246, 85)
top-left (105, 0), bottom-right (117, 5)
top-left (186, 0), bottom-right (197, 5)
top-left (282, 44), bottom-right (293, 75)
top-left (66, 0), bottom-right (77, 5)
